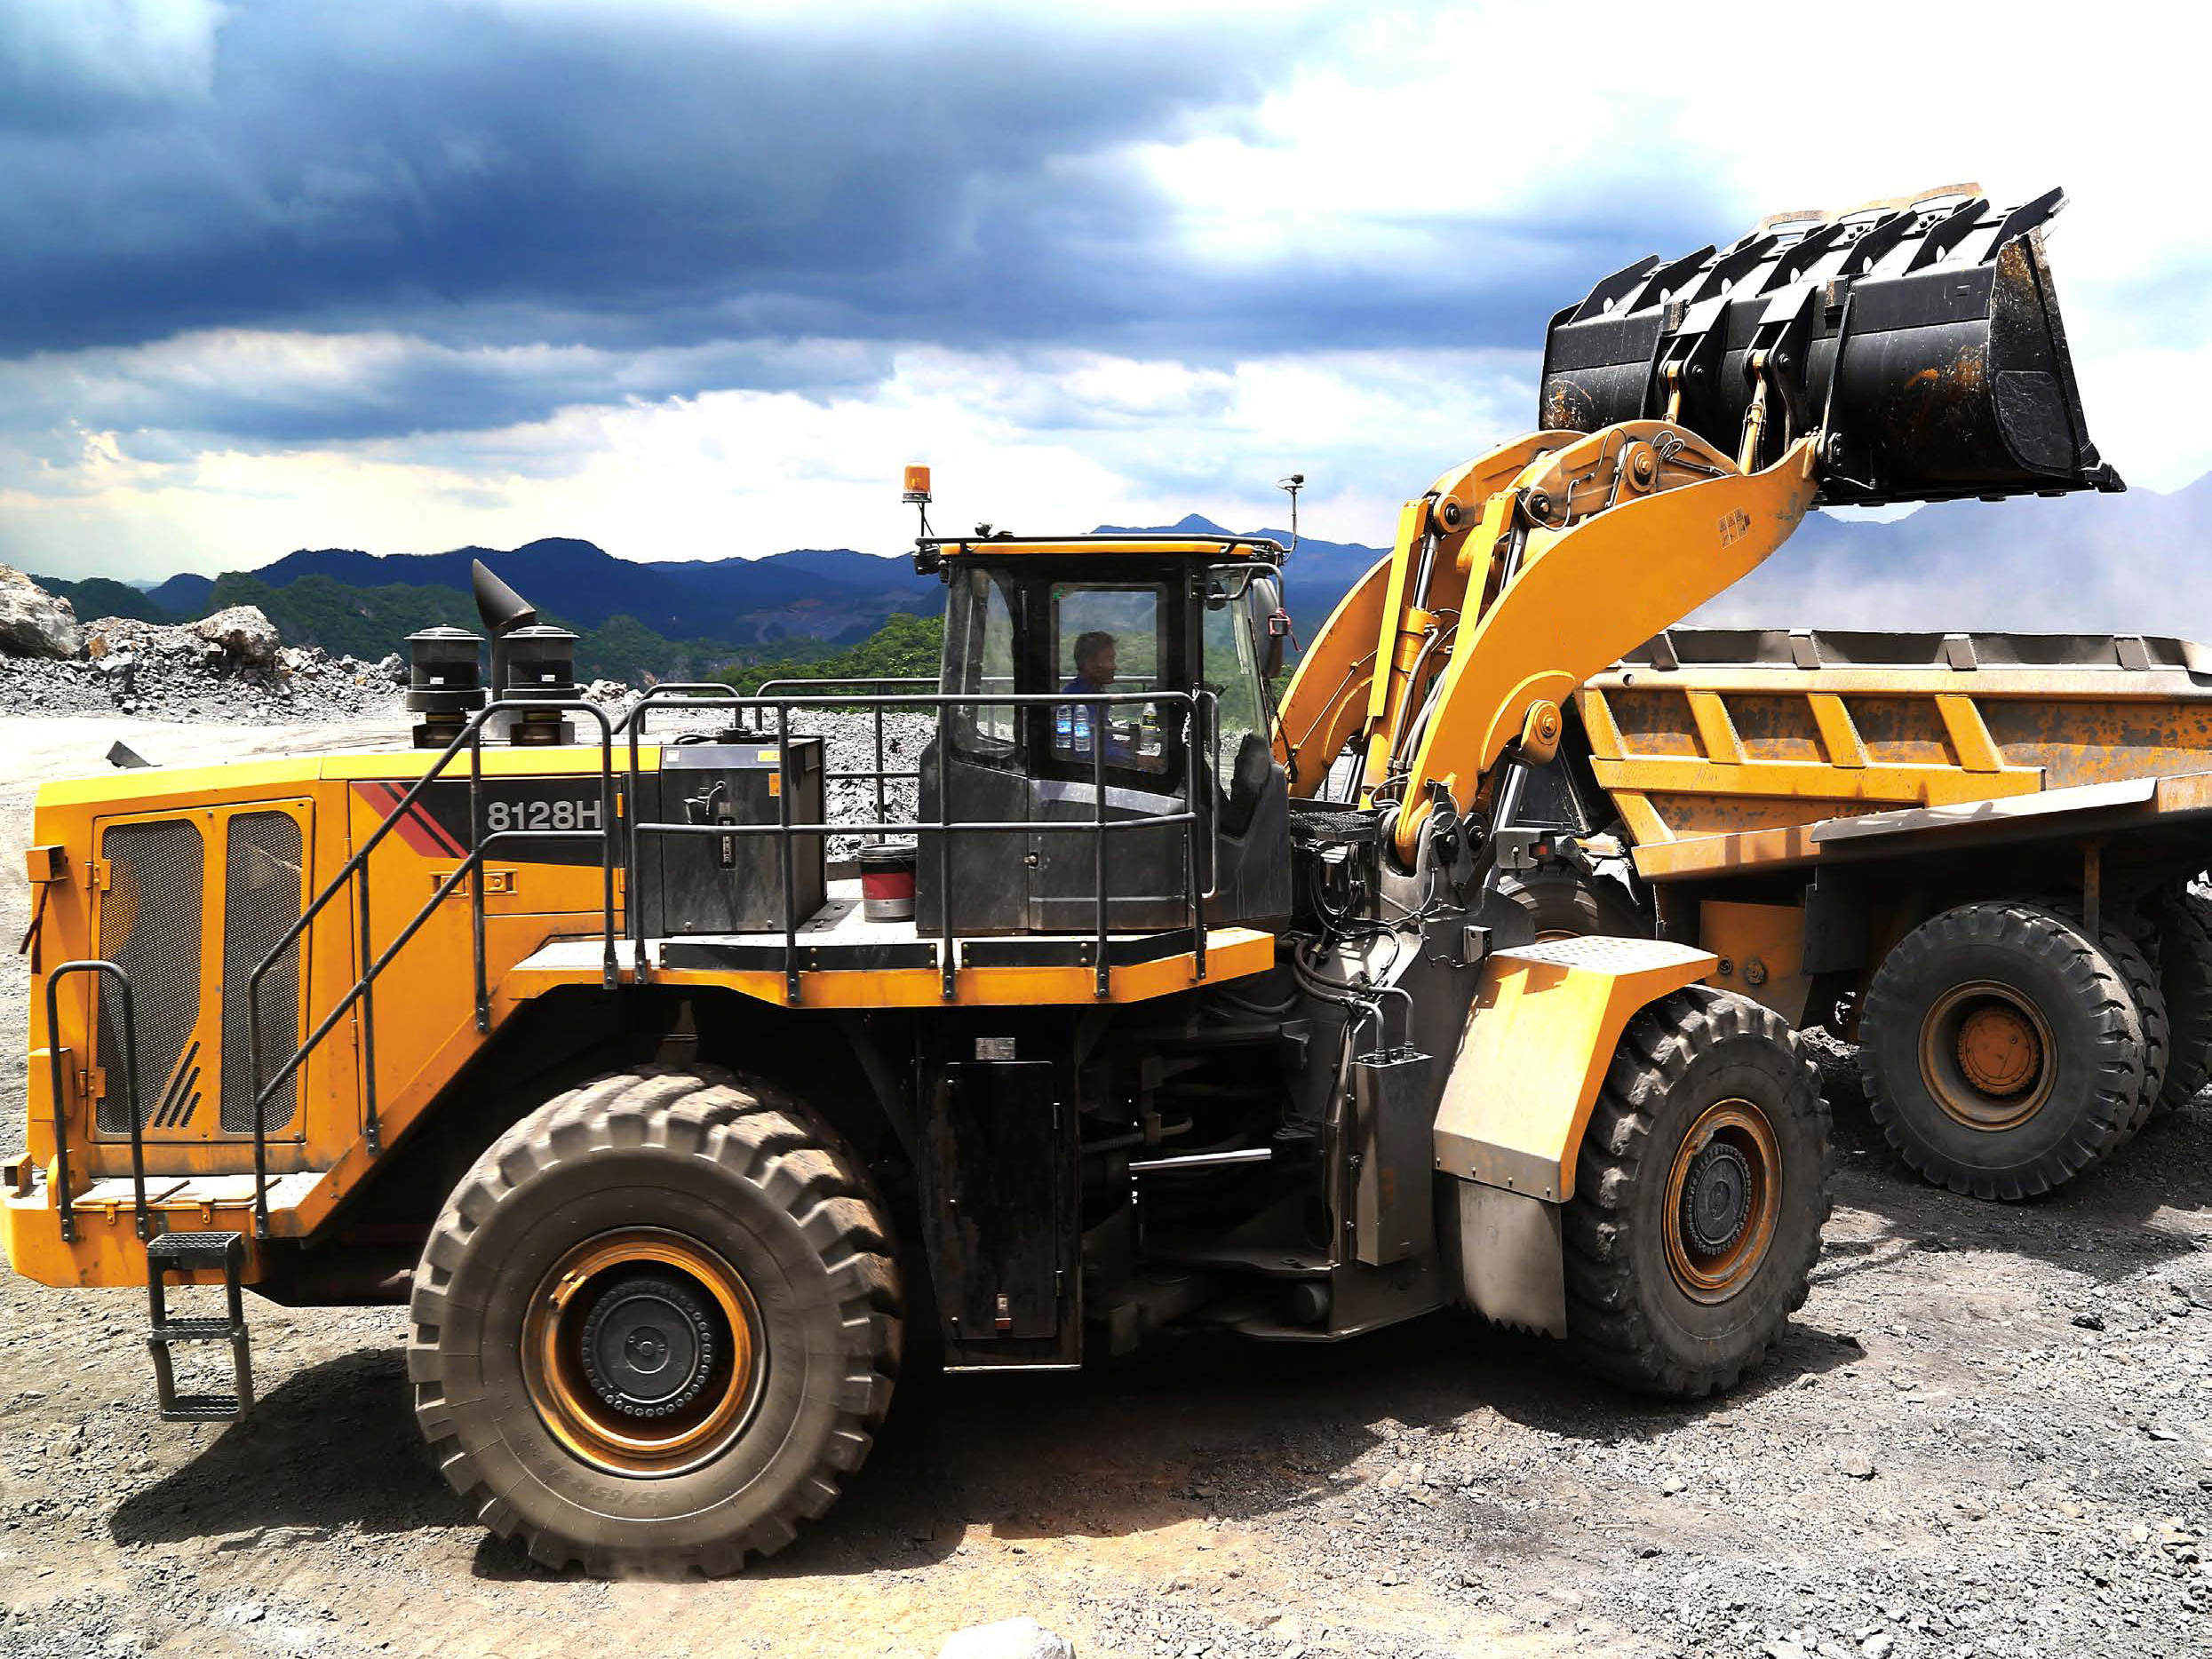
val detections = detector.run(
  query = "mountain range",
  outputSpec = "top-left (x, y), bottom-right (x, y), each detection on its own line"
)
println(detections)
top-left (28, 469), bottom-right (2212, 680)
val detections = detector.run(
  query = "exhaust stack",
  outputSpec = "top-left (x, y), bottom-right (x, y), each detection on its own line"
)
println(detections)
top-left (471, 559), bottom-right (577, 744)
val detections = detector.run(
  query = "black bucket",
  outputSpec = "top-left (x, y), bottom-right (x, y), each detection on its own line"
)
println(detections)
top-left (1538, 187), bottom-right (2120, 507)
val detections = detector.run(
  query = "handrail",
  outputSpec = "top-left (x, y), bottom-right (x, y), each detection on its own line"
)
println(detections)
top-left (243, 695), bottom-right (619, 1238)
top-left (217, 675), bottom-right (1216, 1241)
top-left (626, 687), bottom-right (1213, 1004)
top-left (44, 960), bottom-right (146, 1242)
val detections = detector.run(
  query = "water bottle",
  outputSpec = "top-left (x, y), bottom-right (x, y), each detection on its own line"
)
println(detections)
top-left (1056, 705), bottom-right (1072, 750)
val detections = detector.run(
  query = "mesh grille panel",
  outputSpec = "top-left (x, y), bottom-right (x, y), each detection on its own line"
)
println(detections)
top-left (221, 812), bottom-right (305, 1135)
top-left (94, 820), bottom-right (203, 1135)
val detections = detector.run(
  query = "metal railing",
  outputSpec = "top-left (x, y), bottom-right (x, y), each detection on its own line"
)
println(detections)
top-left (240, 695), bottom-right (621, 1237)
top-left (56, 681), bottom-right (1215, 1241)
top-left (624, 685), bottom-right (1214, 1001)
top-left (752, 676), bottom-right (934, 841)
top-left (44, 960), bottom-right (144, 1243)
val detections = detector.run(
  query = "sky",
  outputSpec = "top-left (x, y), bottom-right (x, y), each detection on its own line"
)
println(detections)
top-left (3, 0), bottom-right (2208, 592)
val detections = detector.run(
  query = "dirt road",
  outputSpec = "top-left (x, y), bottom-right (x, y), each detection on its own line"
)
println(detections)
top-left (1, 716), bottom-right (2207, 1659)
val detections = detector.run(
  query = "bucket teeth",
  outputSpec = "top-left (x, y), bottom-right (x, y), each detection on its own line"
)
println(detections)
top-left (1539, 188), bottom-right (2120, 506)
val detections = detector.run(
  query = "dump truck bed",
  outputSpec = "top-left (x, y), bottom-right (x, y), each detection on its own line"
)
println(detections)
top-left (1578, 627), bottom-right (2212, 879)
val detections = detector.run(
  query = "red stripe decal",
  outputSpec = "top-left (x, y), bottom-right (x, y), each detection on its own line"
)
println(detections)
top-left (355, 781), bottom-right (447, 858)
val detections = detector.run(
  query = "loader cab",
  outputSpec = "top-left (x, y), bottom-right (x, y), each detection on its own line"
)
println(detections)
top-left (916, 534), bottom-right (1293, 934)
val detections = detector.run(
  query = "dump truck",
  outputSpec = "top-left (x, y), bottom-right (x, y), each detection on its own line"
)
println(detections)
top-left (1544, 626), bottom-right (2212, 1202)
top-left (7, 187), bottom-right (2111, 1572)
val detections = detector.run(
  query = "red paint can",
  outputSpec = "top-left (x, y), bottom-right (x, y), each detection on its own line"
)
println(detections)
top-left (858, 843), bottom-right (919, 921)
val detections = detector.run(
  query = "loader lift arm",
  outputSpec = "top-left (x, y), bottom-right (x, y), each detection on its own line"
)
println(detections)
top-left (1277, 186), bottom-right (2118, 865)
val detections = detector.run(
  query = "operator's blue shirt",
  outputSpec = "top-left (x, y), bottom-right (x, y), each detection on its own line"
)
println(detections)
top-left (1058, 675), bottom-right (1133, 763)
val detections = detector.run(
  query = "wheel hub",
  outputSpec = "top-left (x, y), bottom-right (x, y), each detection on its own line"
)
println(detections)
top-left (1679, 1139), bottom-right (1754, 1256)
top-left (1661, 1099), bottom-right (1781, 1305)
top-left (520, 1228), bottom-right (762, 1479)
top-left (1920, 982), bottom-right (2056, 1131)
top-left (1955, 1005), bottom-right (2039, 1095)
top-left (580, 1274), bottom-right (716, 1417)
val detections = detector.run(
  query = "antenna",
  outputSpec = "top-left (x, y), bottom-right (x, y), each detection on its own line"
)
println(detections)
top-left (1275, 472), bottom-right (1305, 555)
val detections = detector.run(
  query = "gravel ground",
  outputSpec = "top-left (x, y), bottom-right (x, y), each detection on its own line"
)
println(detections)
top-left (1, 714), bottom-right (2208, 1659)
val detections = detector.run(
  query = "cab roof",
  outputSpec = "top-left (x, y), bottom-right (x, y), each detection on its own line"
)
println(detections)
top-left (916, 531), bottom-right (1286, 568)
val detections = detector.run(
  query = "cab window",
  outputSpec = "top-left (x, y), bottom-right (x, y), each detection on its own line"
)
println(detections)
top-left (943, 566), bottom-right (1019, 763)
top-left (1049, 582), bottom-right (1168, 774)
top-left (1201, 574), bottom-right (1271, 826)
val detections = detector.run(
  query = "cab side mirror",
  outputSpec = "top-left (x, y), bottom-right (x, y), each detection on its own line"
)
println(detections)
top-left (1250, 574), bottom-right (1289, 680)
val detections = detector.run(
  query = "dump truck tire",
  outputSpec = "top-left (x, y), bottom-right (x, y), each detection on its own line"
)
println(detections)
top-left (1563, 986), bottom-right (1830, 1398)
top-left (1491, 867), bottom-right (1649, 945)
top-left (2145, 884), bottom-right (2212, 1114)
top-left (1859, 902), bottom-right (2144, 1201)
top-left (2040, 898), bottom-right (2168, 1143)
top-left (407, 1065), bottom-right (901, 1576)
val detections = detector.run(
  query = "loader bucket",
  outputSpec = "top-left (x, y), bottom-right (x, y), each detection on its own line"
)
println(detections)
top-left (1537, 187), bottom-right (2121, 506)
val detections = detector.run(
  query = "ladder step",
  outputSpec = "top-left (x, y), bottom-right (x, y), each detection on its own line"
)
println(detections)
top-left (149, 1318), bottom-right (239, 1343)
top-left (145, 1228), bottom-right (253, 1423)
top-left (159, 1394), bottom-right (243, 1423)
top-left (146, 1229), bottom-right (244, 1265)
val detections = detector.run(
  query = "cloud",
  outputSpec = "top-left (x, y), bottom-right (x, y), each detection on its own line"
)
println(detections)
top-left (0, 329), bottom-right (895, 448)
top-left (1, 0), bottom-right (2208, 591)
top-left (0, 343), bottom-right (1532, 576)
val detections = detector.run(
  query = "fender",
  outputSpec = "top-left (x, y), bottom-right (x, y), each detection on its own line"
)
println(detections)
top-left (1433, 935), bottom-right (1715, 1333)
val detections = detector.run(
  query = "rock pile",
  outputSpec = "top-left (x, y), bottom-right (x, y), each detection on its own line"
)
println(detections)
top-left (0, 565), bottom-right (405, 722)
top-left (0, 565), bottom-right (82, 658)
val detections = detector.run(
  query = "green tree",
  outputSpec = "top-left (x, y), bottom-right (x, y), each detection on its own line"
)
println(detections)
top-left (717, 613), bottom-right (943, 695)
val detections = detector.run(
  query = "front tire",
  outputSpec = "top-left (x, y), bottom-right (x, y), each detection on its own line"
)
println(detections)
top-left (1564, 987), bottom-right (1832, 1397)
top-left (1490, 865), bottom-right (1650, 944)
top-left (407, 1066), bottom-right (901, 1574)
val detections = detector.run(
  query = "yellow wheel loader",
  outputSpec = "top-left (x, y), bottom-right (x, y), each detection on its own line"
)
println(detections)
top-left (6, 187), bottom-right (2111, 1572)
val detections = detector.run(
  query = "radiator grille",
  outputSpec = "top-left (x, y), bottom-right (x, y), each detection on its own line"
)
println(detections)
top-left (94, 820), bottom-right (203, 1135)
top-left (221, 812), bottom-right (305, 1135)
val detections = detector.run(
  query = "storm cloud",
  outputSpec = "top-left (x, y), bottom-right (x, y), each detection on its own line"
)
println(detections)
top-left (0, 0), bottom-right (1683, 436)
top-left (2, 2), bottom-right (2204, 583)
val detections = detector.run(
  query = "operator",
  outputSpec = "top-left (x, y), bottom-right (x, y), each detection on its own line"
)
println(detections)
top-left (1060, 630), bottom-right (1135, 764)
top-left (1063, 630), bottom-right (1118, 697)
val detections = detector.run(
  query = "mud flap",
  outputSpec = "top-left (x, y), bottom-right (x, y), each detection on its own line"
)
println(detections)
top-left (1449, 1180), bottom-right (1566, 1337)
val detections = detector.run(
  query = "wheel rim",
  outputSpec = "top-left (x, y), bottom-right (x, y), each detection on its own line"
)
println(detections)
top-left (521, 1227), bottom-right (762, 1478)
top-left (1919, 980), bottom-right (2056, 1131)
top-left (1662, 1099), bottom-right (1781, 1304)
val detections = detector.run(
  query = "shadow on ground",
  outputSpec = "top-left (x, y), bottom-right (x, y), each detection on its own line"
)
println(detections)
top-left (104, 1293), bottom-right (1858, 1585)
top-left (109, 1349), bottom-right (465, 1552)
top-left (1815, 1041), bottom-right (2212, 1281)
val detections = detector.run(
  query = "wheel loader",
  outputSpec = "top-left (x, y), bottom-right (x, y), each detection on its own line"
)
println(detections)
top-left (6, 187), bottom-right (2113, 1572)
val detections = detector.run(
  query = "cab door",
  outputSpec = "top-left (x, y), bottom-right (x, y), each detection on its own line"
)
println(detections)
top-left (1027, 575), bottom-right (1192, 933)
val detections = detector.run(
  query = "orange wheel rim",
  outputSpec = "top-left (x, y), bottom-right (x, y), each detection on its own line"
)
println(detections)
top-left (1662, 1099), bottom-right (1781, 1304)
top-left (521, 1227), bottom-right (761, 1478)
top-left (1919, 980), bottom-right (2054, 1131)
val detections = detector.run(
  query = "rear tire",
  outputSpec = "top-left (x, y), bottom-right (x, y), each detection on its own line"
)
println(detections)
top-left (408, 1066), bottom-right (901, 1575)
top-left (1859, 902), bottom-right (2143, 1201)
top-left (2042, 897), bottom-right (2168, 1142)
top-left (1564, 987), bottom-right (1832, 1397)
top-left (2145, 883), bottom-right (2212, 1114)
